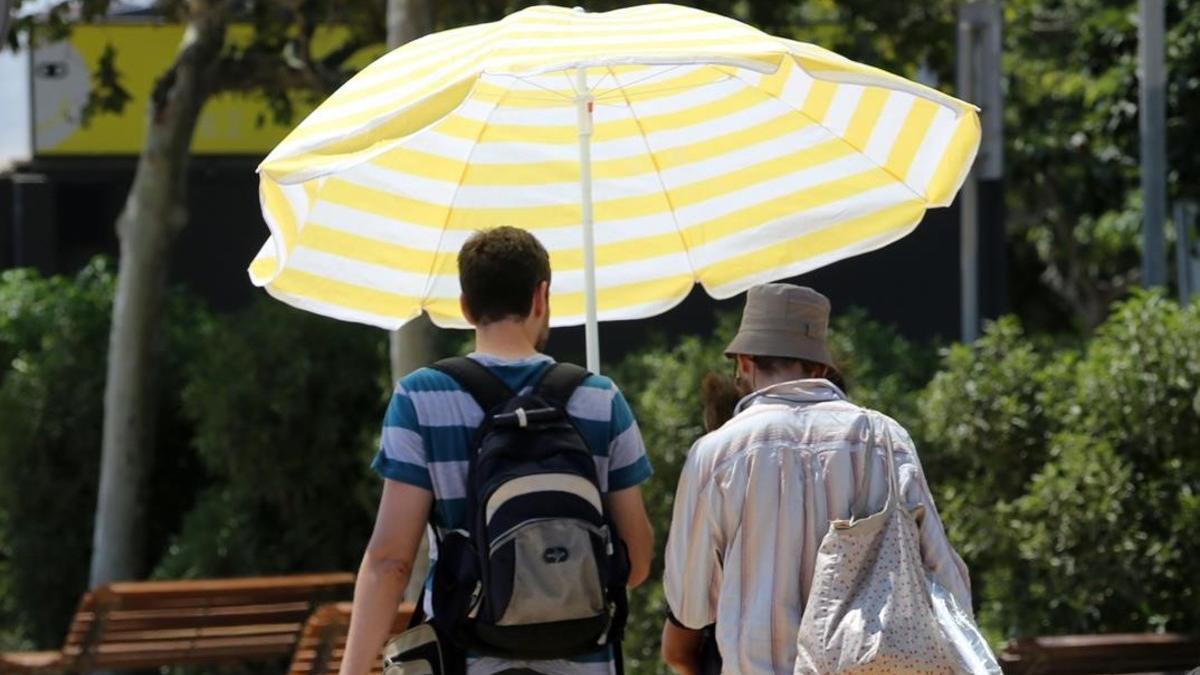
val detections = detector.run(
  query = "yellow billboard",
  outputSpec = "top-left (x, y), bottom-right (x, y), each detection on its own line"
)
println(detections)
top-left (32, 24), bottom-right (382, 155)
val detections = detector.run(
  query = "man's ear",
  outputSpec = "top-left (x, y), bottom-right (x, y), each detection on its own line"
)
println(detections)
top-left (532, 280), bottom-right (549, 317)
top-left (460, 294), bottom-right (477, 326)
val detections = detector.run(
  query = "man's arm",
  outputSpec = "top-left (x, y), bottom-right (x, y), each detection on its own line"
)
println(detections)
top-left (662, 442), bottom-right (722, 671)
top-left (600, 383), bottom-right (654, 587)
top-left (889, 424), bottom-right (974, 611)
top-left (661, 617), bottom-right (704, 675)
top-left (605, 485), bottom-right (653, 587)
top-left (339, 480), bottom-right (433, 675)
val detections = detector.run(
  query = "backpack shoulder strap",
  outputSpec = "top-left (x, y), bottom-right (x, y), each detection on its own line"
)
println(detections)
top-left (430, 357), bottom-right (513, 413)
top-left (535, 362), bottom-right (591, 408)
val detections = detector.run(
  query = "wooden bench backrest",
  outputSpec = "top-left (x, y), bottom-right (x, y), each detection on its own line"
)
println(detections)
top-left (999, 633), bottom-right (1200, 674)
top-left (287, 602), bottom-right (414, 675)
top-left (60, 573), bottom-right (355, 672)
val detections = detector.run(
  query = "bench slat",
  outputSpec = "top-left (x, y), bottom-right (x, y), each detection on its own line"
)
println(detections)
top-left (90, 574), bottom-right (353, 612)
top-left (64, 603), bottom-right (313, 638)
top-left (1022, 634), bottom-right (1196, 646)
top-left (101, 574), bottom-right (354, 599)
top-left (101, 591), bottom-right (344, 611)
top-left (0, 651), bottom-right (64, 673)
top-left (83, 641), bottom-right (296, 670)
top-left (91, 622), bottom-right (304, 644)
top-left (1000, 633), bottom-right (1200, 675)
top-left (88, 633), bottom-right (297, 657)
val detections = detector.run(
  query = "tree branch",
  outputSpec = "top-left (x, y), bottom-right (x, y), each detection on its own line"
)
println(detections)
top-left (319, 35), bottom-right (369, 72)
top-left (214, 48), bottom-right (322, 93)
top-left (212, 19), bottom-right (368, 105)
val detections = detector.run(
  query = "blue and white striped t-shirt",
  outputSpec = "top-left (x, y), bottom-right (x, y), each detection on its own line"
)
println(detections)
top-left (372, 352), bottom-right (652, 675)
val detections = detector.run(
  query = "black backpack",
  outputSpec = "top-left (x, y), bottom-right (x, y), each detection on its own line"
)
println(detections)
top-left (424, 357), bottom-right (630, 666)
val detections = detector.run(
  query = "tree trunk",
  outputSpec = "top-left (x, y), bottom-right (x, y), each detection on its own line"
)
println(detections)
top-left (390, 320), bottom-right (436, 602)
top-left (0, 0), bottom-right (13, 49)
top-left (89, 0), bottom-right (228, 587)
top-left (386, 0), bottom-right (438, 385)
top-left (386, 0), bottom-right (436, 603)
top-left (386, 0), bottom-right (433, 48)
top-left (389, 319), bottom-right (438, 381)
top-left (386, 0), bottom-right (438, 386)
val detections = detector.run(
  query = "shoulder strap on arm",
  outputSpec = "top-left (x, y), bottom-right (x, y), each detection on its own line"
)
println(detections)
top-left (535, 363), bottom-right (590, 408)
top-left (430, 357), bottom-right (513, 413)
top-left (851, 411), bottom-right (878, 521)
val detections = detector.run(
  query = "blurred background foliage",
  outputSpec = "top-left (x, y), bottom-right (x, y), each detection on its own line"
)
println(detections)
top-left (1, 268), bottom-right (1198, 669)
top-left (2, 0), bottom-right (1200, 672)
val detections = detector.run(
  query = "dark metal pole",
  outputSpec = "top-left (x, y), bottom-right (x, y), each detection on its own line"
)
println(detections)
top-left (1175, 201), bottom-right (1197, 304)
top-left (1139, 0), bottom-right (1168, 287)
top-left (957, 2), bottom-right (1004, 342)
top-left (957, 11), bottom-right (980, 343)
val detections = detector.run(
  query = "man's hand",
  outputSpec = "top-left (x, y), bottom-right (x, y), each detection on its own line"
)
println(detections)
top-left (605, 485), bottom-right (654, 587)
top-left (338, 480), bottom-right (433, 675)
top-left (661, 618), bottom-right (705, 675)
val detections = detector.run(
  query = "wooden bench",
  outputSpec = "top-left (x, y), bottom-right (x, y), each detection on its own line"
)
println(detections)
top-left (287, 602), bottom-right (414, 675)
top-left (0, 573), bottom-right (355, 674)
top-left (1000, 633), bottom-right (1200, 674)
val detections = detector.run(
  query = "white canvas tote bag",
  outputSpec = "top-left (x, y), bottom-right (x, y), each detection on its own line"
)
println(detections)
top-left (795, 412), bottom-right (995, 674)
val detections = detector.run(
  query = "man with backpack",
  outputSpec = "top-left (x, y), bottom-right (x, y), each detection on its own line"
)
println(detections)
top-left (340, 226), bottom-right (655, 675)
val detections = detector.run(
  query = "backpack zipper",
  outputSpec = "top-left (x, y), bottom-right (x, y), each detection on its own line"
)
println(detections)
top-left (487, 517), bottom-right (610, 556)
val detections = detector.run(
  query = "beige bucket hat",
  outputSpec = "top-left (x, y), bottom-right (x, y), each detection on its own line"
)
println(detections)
top-left (724, 283), bottom-right (835, 369)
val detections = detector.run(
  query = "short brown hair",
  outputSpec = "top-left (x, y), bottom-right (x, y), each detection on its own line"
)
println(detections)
top-left (458, 227), bottom-right (551, 324)
top-left (750, 355), bottom-right (845, 391)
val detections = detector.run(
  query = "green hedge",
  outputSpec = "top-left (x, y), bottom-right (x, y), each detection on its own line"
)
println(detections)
top-left (155, 300), bottom-right (388, 579)
top-left (0, 262), bottom-right (389, 651)
top-left (608, 316), bottom-right (733, 675)
top-left (0, 260), bottom-right (209, 647)
top-left (3, 260), bottom-right (1196, 669)
top-left (924, 292), bottom-right (1200, 639)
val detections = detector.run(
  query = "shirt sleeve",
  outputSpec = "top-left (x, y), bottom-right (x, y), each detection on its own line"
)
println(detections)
top-left (371, 381), bottom-right (433, 490)
top-left (664, 442), bottom-right (722, 630)
top-left (892, 424), bottom-right (973, 613)
top-left (606, 385), bottom-right (653, 491)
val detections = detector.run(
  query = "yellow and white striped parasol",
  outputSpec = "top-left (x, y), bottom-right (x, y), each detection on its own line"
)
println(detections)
top-left (251, 3), bottom-right (979, 371)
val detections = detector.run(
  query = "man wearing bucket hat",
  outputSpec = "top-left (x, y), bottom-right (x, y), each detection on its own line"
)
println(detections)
top-left (659, 284), bottom-right (973, 675)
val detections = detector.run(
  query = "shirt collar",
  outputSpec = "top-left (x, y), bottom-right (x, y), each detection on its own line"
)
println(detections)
top-left (734, 378), bottom-right (847, 414)
top-left (467, 352), bottom-right (554, 367)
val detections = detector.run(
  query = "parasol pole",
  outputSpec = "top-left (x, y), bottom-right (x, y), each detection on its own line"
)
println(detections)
top-left (575, 64), bottom-right (601, 373)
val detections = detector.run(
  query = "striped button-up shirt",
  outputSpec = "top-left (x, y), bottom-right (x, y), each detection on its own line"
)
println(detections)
top-left (664, 379), bottom-right (971, 675)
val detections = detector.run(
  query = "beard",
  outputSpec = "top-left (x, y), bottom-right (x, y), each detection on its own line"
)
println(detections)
top-left (733, 374), bottom-right (754, 398)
